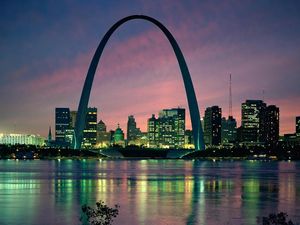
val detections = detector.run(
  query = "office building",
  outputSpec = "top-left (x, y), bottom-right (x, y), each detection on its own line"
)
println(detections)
top-left (204, 106), bottom-right (222, 146)
top-left (0, 133), bottom-right (44, 146)
top-left (158, 108), bottom-right (185, 148)
top-left (221, 116), bottom-right (237, 146)
top-left (127, 115), bottom-right (141, 145)
top-left (55, 108), bottom-right (70, 143)
top-left (147, 108), bottom-right (185, 148)
top-left (82, 107), bottom-right (97, 148)
top-left (147, 114), bottom-right (159, 148)
top-left (265, 105), bottom-right (279, 146)
top-left (241, 100), bottom-right (266, 146)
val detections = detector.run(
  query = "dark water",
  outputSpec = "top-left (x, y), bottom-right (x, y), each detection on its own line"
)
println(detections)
top-left (0, 160), bottom-right (299, 225)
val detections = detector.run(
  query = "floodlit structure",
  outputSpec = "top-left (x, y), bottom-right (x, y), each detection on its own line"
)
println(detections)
top-left (73, 15), bottom-right (205, 151)
top-left (0, 133), bottom-right (44, 146)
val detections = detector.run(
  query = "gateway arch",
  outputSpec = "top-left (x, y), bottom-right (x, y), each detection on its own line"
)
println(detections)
top-left (73, 15), bottom-right (205, 151)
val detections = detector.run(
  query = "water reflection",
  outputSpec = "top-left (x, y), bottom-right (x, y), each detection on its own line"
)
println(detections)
top-left (0, 160), bottom-right (299, 225)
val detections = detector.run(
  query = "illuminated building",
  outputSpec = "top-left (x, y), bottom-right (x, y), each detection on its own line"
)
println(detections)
top-left (158, 108), bottom-right (185, 148)
top-left (73, 15), bottom-right (205, 151)
top-left (184, 130), bottom-right (194, 149)
top-left (204, 106), bottom-right (222, 146)
top-left (133, 132), bottom-right (148, 147)
top-left (265, 105), bottom-right (279, 146)
top-left (82, 107), bottom-right (97, 148)
top-left (113, 124), bottom-right (125, 146)
top-left (241, 100), bottom-right (266, 146)
top-left (55, 108), bottom-right (70, 143)
top-left (147, 108), bottom-right (185, 149)
top-left (127, 115), bottom-right (142, 145)
top-left (221, 116), bottom-right (237, 146)
top-left (96, 120), bottom-right (110, 148)
top-left (296, 117), bottom-right (300, 136)
top-left (147, 114), bottom-right (159, 148)
top-left (0, 133), bottom-right (44, 146)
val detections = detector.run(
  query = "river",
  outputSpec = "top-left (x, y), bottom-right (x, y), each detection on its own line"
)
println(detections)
top-left (0, 160), bottom-right (299, 225)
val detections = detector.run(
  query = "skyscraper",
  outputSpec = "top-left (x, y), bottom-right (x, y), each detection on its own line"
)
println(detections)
top-left (55, 108), bottom-right (70, 143)
top-left (265, 105), bottom-right (279, 146)
top-left (127, 115), bottom-right (139, 144)
top-left (158, 108), bottom-right (185, 148)
top-left (147, 114), bottom-right (159, 148)
top-left (296, 117), bottom-right (300, 136)
top-left (147, 108), bottom-right (185, 149)
top-left (241, 100), bottom-right (266, 146)
top-left (70, 111), bottom-right (77, 129)
top-left (204, 106), bottom-right (222, 146)
top-left (82, 107), bottom-right (97, 148)
top-left (221, 116), bottom-right (237, 146)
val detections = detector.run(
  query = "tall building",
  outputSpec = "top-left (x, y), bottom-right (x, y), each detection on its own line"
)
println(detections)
top-left (147, 114), bottom-right (159, 148)
top-left (158, 108), bottom-right (185, 148)
top-left (265, 105), bottom-right (279, 146)
top-left (147, 108), bottom-right (185, 149)
top-left (241, 100), bottom-right (266, 146)
top-left (55, 108), bottom-right (70, 143)
top-left (127, 115), bottom-right (141, 144)
top-left (204, 106), bottom-right (222, 146)
top-left (221, 116), bottom-right (237, 146)
top-left (296, 117), bottom-right (300, 136)
top-left (70, 111), bottom-right (77, 129)
top-left (82, 107), bottom-right (97, 148)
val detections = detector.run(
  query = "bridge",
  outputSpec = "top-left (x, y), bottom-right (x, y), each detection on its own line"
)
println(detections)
top-left (90, 148), bottom-right (194, 159)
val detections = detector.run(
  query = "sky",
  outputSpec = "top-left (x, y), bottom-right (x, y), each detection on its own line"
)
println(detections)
top-left (1, 0), bottom-right (300, 137)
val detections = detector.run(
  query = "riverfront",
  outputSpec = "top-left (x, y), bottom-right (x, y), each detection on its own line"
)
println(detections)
top-left (0, 159), bottom-right (299, 225)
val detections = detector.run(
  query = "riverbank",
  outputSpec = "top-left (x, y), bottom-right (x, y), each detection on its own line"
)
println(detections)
top-left (1, 144), bottom-right (300, 160)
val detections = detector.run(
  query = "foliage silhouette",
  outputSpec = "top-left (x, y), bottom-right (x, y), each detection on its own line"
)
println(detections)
top-left (257, 212), bottom-right (297, 225)
top-left (80, 201), bottom-right (120, 225)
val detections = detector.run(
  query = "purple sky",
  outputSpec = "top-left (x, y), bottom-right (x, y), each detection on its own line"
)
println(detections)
top-left (1, 0), bottom-right (300, 137)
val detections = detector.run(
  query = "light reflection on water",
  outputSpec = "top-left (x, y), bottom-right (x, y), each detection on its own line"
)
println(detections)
top-left (0, 160), bottom-right (299, 225)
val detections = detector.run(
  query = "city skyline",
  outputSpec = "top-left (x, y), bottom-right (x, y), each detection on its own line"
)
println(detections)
top-left (1, 1), bottom-right (300, 137)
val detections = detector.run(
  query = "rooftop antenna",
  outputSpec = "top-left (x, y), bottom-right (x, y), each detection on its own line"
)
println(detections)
top-left (229, 74), bottom-right (232, 118)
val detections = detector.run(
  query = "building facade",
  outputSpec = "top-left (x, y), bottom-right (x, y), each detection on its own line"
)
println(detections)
top-left (158, 108), bottom-right (185, 148)
top-left (147, 114), bottom-right (159, 148)
top-left (82, 107), bottom-right (97, 148)
top-left (55, 108), bottom-right (70, 143)
top-left (147, 108), bottom-right (185, 149)
top-left (265, 105), bottom-right (279, 146)
top-left (127, 115), bottom-right (142, 145)
top-left (221, 116), bottom-right (237, 146)
top-left (113, 124), bottom-right (125, 146)
top-left (204, 106), bottom-right (222, 146)
top-left (96, 120), bottom-right (110, 148)
top-left (241, 100), bottom-right (266, 146)
top-left (0, 133), bottom-right (44, 146)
